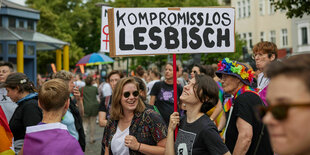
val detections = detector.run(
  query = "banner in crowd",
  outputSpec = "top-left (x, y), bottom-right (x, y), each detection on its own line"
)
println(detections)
top-left (108, 7), bottom-right (235, 56)
top-left (100, 6), bottom-right (112, 53)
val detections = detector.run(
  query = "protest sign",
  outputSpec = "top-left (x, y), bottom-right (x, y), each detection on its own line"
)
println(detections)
top-left (108, 7), bottom-right (235, 56)
top-left (100, 6), bottom-right (112, 53)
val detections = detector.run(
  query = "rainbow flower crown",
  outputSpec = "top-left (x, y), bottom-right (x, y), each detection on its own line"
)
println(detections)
top-left (217, 58), bottom-right (255, 84)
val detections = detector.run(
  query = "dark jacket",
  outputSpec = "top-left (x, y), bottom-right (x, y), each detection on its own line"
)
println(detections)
top-left (70, 98), bottom-right (86, 152)
top-left (9, 93), bottom-right (42, 141)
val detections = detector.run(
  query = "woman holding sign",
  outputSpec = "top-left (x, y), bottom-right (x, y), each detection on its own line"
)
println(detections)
top-left (103, 77), bottom-right (167, 155)
top-left (165, 74), bottom-right (230, 155)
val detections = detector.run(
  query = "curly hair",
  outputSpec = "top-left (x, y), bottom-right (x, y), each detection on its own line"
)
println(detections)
top-left (253, 41), bottom-right (278, 59)
top-left (52, 70), bottom-right (73, 82)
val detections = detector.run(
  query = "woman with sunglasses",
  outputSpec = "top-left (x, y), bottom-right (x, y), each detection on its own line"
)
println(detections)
top-left (165, 74), bottom-right (230, 155)
top-left (103, 77), bottom-right (167, 155)
top-left (215, 58), bottom-right (273, 155)
top-left (262, 54), bottom-right (310, 155)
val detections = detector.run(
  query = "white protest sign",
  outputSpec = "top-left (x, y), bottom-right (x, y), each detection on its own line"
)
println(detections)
top-left (108, 7), bottom-right (235, 56)
top-left (100, 6), bottom-right (112, 53)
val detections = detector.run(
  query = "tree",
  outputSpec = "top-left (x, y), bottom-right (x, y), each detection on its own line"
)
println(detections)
top-left (271, 0), bottom-right (310, 18)
top-left (26, 0), bottom-right (95, 73)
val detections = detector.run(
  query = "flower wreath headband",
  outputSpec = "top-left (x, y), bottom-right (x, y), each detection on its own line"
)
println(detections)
top-left (217, 58), bottom-right (255, 84)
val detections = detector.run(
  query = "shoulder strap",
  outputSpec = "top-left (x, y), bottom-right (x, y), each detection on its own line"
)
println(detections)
top-left (81, 87), bottom-right (84, 97)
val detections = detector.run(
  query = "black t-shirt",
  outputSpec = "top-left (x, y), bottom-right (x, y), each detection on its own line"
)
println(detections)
top-left (98, 95), bottom-right (112, 119)
top-left (9, 98), bottom-right (42, 141)
top-left (150, 81), bottom-right (183, 125)
top-left (225, 92), bottom-right (273, 155)
top-left (175, 114), bottom-right (229, 155)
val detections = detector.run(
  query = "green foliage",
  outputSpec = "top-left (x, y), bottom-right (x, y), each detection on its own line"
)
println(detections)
top-left (202, 33), bottom-right (245, 64)
top-left (26, 0), bottom-right (96, 73)
top-left (271, 0), bottom-right (310, 18)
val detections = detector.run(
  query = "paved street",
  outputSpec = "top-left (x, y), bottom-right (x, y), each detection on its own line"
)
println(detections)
top-left (85, 124), bottom-right (105, 155)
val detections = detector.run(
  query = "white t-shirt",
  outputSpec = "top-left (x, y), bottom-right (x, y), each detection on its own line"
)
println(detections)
top-left (101, 83), bottom-right (112, 97)
top-left (111, 126), bottom-right (130, 155)
top-left (257, 72), bottom-right (270, 92)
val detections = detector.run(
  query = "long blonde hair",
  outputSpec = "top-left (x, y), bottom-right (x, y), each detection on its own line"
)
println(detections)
top-left (110, 77), bottom-right (145, 120)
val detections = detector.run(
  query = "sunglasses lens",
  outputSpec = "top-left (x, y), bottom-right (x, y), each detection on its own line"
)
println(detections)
top-left (124, 91), bottom-right (139, 98)
top-left (271, 105), bottom-right (288, 121)
top-left (133, 91), bottom-right (139, 97)
top-left (124, 92), bottom-right (130, 98)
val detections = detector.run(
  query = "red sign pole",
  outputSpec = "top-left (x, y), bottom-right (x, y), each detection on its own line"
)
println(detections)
top-left (173, 54), bottom-right (178, 138)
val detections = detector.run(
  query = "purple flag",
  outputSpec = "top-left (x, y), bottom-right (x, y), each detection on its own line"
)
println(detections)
top-left (23, 123), bottom-right (84, 155)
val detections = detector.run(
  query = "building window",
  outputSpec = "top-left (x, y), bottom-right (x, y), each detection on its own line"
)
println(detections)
top-left (301, 27), bottom-right (308, 45)
top-left (259, 0), bottom-right (265, 15)
top-left (281, 29), bottom-right (288, 47)
top-left (27, 45), bottom-right (35, 56)
top-left (9, 16), bottom-right (16, 28)
top-left (268, 0), bottom-right (275, 14)
top-left (270, 30), bottom-right (276, 43)
top-left (248, 32), bottom-right (253, 48)
top-left (28, 20), bottom-right (34, 30)
top-left (242, 0), bottom-right (246, 17)
top-left (19, 20), bottom-right (25, 28)
top-left (8, 44), bottom-right (17, 55)
top-left (243, 33), bottom-right (247, 40)
top-left (260, 32), bottom-right (265, 41)
top-left (247, 0), bottom-right (251, 17)
top-left (237, 2), bottom-right (241, 19)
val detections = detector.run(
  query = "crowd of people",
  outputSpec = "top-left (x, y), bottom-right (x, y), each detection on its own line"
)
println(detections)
top-left (0, 41), bottom-right (310, 155)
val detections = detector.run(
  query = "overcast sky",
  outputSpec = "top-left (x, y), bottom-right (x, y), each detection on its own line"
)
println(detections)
top-left (9, 0), bottom-right (26, 6)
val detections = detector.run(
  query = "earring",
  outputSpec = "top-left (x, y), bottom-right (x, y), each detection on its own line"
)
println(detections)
top-left (183, 103), bottom-right (186, 107)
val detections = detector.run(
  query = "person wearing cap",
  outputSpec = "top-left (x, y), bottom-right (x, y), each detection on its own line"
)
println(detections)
top-left (262, 54), bottom-right (310, 155)
top-left (0, 61), bottom-right (18, 122)
top-left (2, 72), bottom-right (42, 154)
top-left (216, 58), bottom-right (273, 155)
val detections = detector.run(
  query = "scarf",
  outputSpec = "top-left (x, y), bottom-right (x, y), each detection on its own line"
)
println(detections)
top-left (223, 85), bottom-right (258, 112)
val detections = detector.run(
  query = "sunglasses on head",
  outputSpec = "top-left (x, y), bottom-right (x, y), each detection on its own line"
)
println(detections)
top-left (257, 102), bottom-right (310, 121)
top-left (123, 91), bottom-right (139, 98)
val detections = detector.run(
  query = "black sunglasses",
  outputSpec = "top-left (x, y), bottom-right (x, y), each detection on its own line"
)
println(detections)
top-left (123, 91), bottom-right (139, 98)
top-left (257, 103), bottom-right (310, 121)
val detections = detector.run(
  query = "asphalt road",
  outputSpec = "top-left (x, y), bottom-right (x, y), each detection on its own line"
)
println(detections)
top-left (85, 124), bottom-right (105, 155)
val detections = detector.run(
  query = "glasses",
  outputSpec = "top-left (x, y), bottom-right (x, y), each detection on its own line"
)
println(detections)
top-left (191, 71), bottom-right (197, 74)
top-left (257, 103), bottom-right (310, 121)
top-left (251, 53), bottom-right (268, 59)
top-left (123, 91), bottom-right (139, 98)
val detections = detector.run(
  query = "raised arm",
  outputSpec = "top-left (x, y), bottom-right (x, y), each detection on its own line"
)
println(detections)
top-left (165, 112), bottom-right (179, 155)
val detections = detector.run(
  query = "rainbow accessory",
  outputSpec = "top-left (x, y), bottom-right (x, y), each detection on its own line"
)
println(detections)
top-left (217, 58), bottom-right (255, 85)
top-left (0, 107), bottom-right (14, 155)
top-left (216, 81), bottom-right (224, 103)
top-left (223, 85), bottom-right (258, 112)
